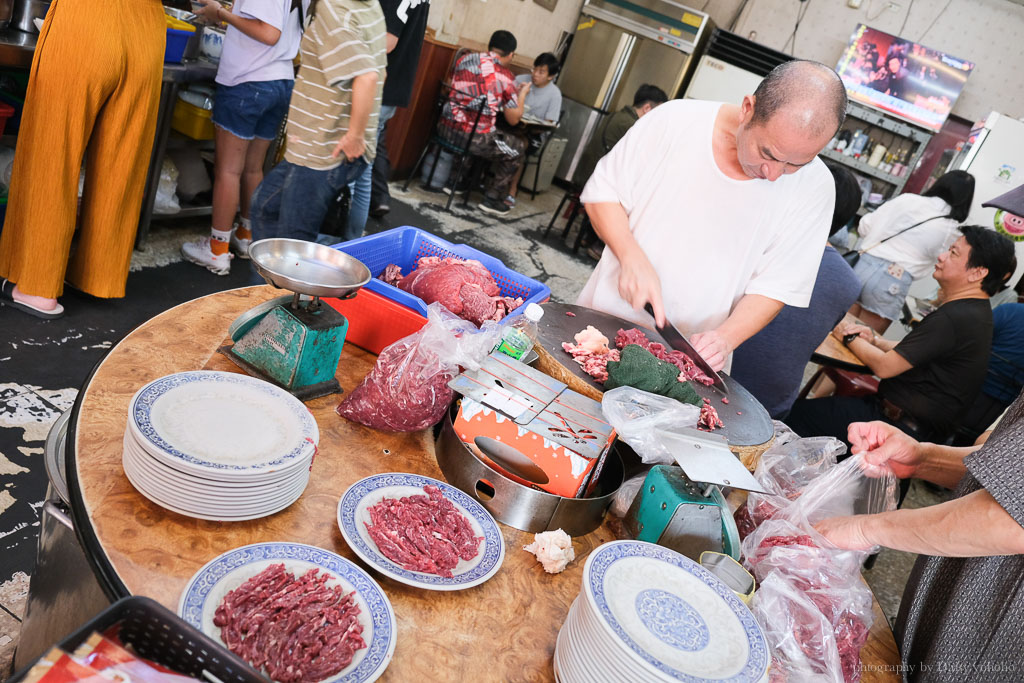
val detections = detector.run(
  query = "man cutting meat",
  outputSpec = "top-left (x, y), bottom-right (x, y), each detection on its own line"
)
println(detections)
top-left (580, 60), bottom-right (847, 371)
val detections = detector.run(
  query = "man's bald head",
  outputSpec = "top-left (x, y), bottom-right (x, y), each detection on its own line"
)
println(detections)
top-left (750, 60), bottom-right (848, 138)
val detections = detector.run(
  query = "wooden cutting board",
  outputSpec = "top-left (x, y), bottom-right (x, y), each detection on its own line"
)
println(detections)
top-left (534, 302), bottom-right (774, 459)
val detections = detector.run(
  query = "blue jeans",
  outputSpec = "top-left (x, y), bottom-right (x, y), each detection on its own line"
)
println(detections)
top-left (251, 159), bottom-right (368, 243)
top-left (347, 105), bottom-right (396, 240)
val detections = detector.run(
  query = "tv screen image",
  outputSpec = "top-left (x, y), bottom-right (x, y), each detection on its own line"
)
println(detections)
top-left (835, 24), bottom-right (974, 132)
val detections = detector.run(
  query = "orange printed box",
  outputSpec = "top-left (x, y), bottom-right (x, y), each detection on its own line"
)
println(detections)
top-left (454, 398), bottom-right (613, 499)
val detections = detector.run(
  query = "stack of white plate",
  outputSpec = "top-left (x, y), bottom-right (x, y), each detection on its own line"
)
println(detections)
top-left (554, 541), bottom-right (769, 683)
top-left (122, 371), bottom-right (318, 521)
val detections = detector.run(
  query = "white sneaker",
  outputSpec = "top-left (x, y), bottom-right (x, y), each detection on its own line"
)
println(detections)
top-left (181, 237), bottom-right (233, 275)
top-left (230, 229), bottom-right (252, 259)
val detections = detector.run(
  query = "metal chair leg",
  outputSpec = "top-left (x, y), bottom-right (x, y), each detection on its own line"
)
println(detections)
top-left (404, 142), bottom-right (432, 192)
top-left (573, 216), bottom-right (592, 253)
top-left (446, 154), bottom-right (470, 212)
top-left (529, 155), bottom-right (540, 201)
top-left (561, 201), bottom-right (580, 241)
top-left (545, 190), bottom-right (570, 237)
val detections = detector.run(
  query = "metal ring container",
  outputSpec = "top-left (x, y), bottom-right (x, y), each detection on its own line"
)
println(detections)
top-left (436, 403), bottom-right (623, 536)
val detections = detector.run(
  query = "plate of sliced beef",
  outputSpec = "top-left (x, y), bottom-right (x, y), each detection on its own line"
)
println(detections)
top-left (178, 542), bottom-right (396, 683)
top-left (337, 473), bottom-right (505, 591)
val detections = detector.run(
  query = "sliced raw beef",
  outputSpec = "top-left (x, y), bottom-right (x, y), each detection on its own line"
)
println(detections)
top-left (698, 397), bottom-right (724, 431)
top-left (213, 563), bottom-right (365, 683)
top-left (364, 485), bottom-right (483, 578)
top-left (379, 257), bottom-right (524, 326)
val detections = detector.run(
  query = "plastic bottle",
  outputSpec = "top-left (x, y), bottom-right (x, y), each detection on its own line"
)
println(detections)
top-left (845, 130), bottom-right (861, 156)
top-left (868, 143), bottom-right (887, 167)
top-left (851, 131), bottom-right (870, 158)
top-left (494, 303), bottom-right (544, 360)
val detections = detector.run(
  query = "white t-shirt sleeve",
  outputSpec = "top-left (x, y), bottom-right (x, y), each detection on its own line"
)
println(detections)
top-left (744, 163), bottom-right (836, 308)
top-left (581, 104), bottom-right (672, 213)
top-left (238, 0), bottom-right (290, 31)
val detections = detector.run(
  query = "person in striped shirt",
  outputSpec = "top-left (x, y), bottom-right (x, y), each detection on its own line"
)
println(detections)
top-left (250, 0), bottom-right (386, 243)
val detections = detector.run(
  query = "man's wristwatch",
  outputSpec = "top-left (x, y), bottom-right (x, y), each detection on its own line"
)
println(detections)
top-left (842, 332), bottom-right (860, 347)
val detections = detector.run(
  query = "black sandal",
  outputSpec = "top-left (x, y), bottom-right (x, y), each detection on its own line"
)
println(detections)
top-left (0, 279), bottom-right (65, 320)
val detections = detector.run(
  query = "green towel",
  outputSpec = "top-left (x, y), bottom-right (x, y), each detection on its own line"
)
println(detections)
top-left (605, 344), bottom-right (701, 406)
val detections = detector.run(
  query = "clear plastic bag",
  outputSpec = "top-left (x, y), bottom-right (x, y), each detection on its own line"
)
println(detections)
top-left (751, 571), bottom-right (845, 683)
top-left (600, 386), bottom-right (700, 465)
top-left (738, 453), bottom-right (897, 683)
top-left (610, 471), bottom-right (649, 518)
top-left (154, 158), bottom-right (180, 214)
top-left (337, 303), bottom-right (501, 432)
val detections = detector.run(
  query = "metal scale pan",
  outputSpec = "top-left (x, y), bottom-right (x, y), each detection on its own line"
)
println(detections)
top-left (227, 239), bottom-right (373, 399)
top-left (249, 238), bottom-right (372, 300)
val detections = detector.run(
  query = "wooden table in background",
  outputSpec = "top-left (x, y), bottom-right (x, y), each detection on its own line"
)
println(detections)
top-left (67, 286), bottom-right (899, 681)
top-left (810, 314), bottom-right (872, 374)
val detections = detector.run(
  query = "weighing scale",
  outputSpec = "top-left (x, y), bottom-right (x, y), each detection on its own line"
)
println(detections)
top-left (223, 238), bottom-right (371, 400)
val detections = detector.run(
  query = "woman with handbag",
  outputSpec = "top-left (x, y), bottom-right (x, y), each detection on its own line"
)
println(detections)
top-left (848, 170), bottom-right (975, 333)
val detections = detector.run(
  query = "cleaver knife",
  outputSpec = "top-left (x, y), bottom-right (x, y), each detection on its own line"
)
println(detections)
top-left (644, 303), bottom-right (728, 394)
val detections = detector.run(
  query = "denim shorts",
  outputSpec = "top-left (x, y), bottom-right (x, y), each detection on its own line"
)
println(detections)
top-left (853, 252), bottom-right (914, 321)
top-left (212, 79), bottom-right (293, 141)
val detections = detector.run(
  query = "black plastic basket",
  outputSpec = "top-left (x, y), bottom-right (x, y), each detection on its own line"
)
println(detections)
top-left (9, 596), bottom-right (266, 683)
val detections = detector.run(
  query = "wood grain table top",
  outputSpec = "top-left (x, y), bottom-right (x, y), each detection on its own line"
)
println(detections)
top-left (811, 315), bottom-right (873, 374)
top-left (68, 286), bottom-right (899, 681)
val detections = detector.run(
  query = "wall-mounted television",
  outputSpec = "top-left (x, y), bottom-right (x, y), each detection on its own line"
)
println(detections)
top-left (835, 24), bottom-right (974, 132)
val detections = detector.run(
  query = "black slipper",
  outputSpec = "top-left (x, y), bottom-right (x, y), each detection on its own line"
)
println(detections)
top-left (0, 279), bottom-right (65, 319)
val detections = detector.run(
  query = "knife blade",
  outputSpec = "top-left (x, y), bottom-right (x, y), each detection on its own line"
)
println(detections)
top-left (643, 303), bottom-right (728, 394)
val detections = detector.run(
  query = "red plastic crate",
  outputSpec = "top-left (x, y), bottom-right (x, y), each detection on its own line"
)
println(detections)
top-left (325, 287), bottom-right (427, 355)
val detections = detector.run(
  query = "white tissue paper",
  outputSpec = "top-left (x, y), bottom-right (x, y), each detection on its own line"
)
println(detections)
top-left (523, 529), bottom-right (575, 574)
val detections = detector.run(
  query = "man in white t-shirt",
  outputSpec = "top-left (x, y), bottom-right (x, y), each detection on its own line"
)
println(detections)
top-left (580, 60), bottom-right (847, 371)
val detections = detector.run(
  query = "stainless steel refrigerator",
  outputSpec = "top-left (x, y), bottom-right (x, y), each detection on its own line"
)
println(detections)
top-left (555, 0), bottom-right (712, 183)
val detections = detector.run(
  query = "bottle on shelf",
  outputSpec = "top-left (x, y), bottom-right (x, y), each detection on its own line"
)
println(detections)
top-left (835, 129), bottom-right (852, 154)
top-left (845, 130), bottom-right (862, 156)
top-left (850, 130), bottom-right (869, 158)
top-left (891, 147), bottom-right (908, 177)
top-left (868, 142), bottom-right (887, 168)
top-left (494, 303), bottom-right (544, 361)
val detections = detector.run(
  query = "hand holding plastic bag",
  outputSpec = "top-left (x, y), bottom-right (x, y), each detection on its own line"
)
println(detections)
top-left (600, 386), bottom-right (700, 465)
top-left (337, 303), bottom-right (502, 432)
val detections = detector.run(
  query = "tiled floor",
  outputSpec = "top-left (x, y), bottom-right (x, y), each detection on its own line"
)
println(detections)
top-left (0, 180), bottom-right (929, 675)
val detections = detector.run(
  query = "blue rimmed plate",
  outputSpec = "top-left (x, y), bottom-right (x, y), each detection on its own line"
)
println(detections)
top-left (582, 540), bottom-right (768, 683)
top-left (178, 542), bottom-right (395, 683)
top-left (128, 371), bottom-right (318, 477)
top-left (337, 473), bottom-right (505, 591)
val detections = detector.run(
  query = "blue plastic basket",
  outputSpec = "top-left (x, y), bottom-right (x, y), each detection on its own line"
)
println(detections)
top-left (165, 28), bottom-right (193, 63)
top-left (333, 226), bottom-right (551, 320)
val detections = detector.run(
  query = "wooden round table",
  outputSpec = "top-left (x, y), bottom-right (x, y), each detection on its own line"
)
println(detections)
top-left (67, 286), bottom-right (900, 681)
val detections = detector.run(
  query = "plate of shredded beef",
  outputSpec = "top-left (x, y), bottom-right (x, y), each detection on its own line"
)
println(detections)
top-left (178, 542), bottom-right (396, 683)
top-left (337, 473), bottom-right (505, 591)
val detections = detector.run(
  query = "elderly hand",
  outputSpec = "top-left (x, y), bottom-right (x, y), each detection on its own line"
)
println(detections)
top-left (814, 515), bottom-right (876, 552)
top-left (194, 0), bottom-right (224, 24)
top-left (848, 420), bottom-right (923, 479)
top-left (690, 329), bottom-right (730, 372)
top-left (616, 249), bottom-right (667, 327)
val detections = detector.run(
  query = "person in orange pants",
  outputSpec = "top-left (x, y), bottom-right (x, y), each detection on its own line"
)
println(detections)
top-left (0, 0), bottom-right (165, 319)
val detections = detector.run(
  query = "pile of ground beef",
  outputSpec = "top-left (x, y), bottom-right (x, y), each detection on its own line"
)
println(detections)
top-left (380, 257), bottom-right (523, 326)
top-left (698, 397), bottom-right (725, 431)
top-left (213, 563), bottom-right (365, 683)
top-left (365, 485), bottom-right (483, 578)
top-left (748, 534), bottom-right (871, 683)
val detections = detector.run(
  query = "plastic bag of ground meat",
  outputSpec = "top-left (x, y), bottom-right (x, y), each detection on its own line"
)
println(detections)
top-left (738, 454), bottom-right (897, 683)
top-left (337, 303), bottom-right (501, 431)
top-left (751, 570), bottom-right (846, 683)
top-left (601, 387), bottom-right (700, 465)
top-left (742, 520), bottom-right (875, 683)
